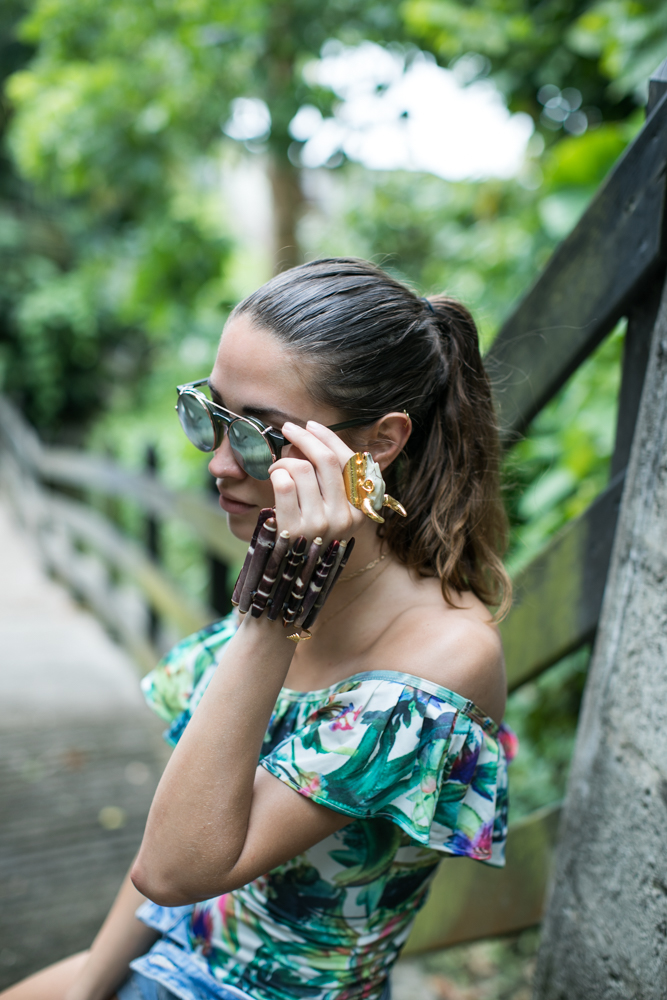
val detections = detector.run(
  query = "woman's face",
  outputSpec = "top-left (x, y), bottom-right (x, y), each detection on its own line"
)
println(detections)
top-left (208, 313), bottom-right (345, 541)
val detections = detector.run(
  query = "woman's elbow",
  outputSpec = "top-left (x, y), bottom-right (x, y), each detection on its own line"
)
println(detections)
top-left (130, 855), bottom-right (198, 907)
top-left (130, 850), bottom-right (243, 905)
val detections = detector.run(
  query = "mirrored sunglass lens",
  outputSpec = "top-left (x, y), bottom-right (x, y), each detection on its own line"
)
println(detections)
top-left (229, 421), bottom-right (274, 479)
top-left (177, 394), bottom-right (216, 452)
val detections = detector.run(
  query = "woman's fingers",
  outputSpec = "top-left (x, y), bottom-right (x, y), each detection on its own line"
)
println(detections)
top-left (278, 422), bottom-right (351, 498)
top-left (270, 463), bottom-right (328, 539)
top-left (270, 460), bottom-right (353, 540)
top-left (269, 421), bottom-right (367, 541)
top-left (269, 469), bottom-right (302, 537)
top-left (305, 420), bottom-right (357, 466)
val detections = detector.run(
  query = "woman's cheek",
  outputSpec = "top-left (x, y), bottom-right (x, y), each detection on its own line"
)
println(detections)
top-left (226, 485), bottom-right (276, 542)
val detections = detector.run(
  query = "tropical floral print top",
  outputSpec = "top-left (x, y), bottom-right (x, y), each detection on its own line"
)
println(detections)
top-left (132, 614), bottom-right (517, 1000)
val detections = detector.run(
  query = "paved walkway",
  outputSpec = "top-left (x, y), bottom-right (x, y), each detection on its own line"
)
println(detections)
top-left (0, 498), bottom-right (167, 987)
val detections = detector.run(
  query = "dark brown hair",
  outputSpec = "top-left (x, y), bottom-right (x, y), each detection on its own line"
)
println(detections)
top-left (234, 258), bottom-right (511, 618)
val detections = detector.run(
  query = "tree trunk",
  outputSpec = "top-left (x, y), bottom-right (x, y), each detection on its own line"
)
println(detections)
top-left (532, 271), bottom-right (667, 997)
top-left (268, 151), bottom-right (303, 273)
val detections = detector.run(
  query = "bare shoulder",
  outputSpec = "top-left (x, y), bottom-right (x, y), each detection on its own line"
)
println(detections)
top-left (373, 596), bottom-right (507, 724)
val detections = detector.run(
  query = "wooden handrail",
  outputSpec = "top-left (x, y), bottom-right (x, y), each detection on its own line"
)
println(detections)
top-left (404, 803), bottom-right (561, 954)
top-left (501, 472), bottom-right (624, 691)
top-left (0, 395), bottom-right (247, 565)
top-left (486, 89), bottom-right (667, 446)
top-left (49, 494), bottom-right (212, 637)
top-left (0, 447), bottom-right (214, 669)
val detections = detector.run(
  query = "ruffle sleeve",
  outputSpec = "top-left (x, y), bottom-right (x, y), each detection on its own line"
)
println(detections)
top-left (260, 672), bottom-right (516, 868)
top-left (140, 613), bottom-right (237, 734)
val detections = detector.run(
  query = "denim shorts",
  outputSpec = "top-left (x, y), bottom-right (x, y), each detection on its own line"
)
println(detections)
top-left (118, 971), bottom-right (255, 1000)
top-left (118, 970), bottom-right (391, 1000)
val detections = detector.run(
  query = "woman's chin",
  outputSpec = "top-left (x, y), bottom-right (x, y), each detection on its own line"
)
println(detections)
top-left (226, 510), bottom-right (257, 543)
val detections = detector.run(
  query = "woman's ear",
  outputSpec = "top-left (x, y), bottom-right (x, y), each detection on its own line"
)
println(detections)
top-left (363, 412), bottom-right (412, 472)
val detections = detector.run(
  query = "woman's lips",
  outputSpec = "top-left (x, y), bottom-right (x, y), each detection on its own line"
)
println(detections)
top-left (218, 493), bottom-right (257, 515)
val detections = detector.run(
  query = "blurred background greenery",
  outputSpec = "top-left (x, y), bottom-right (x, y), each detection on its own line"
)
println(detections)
top-left (1, 1), bottom-right (665, 988)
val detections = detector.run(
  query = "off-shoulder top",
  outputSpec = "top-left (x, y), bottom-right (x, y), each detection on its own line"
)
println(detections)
top-left (132, 614), bottom-right (517, 1000)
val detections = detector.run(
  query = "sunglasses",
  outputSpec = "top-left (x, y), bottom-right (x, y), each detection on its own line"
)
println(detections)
top-left (176, 379), bottom-right (370, 480)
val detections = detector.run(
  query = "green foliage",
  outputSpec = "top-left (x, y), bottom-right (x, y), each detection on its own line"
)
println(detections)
top-left (1, 0), bottom-right (660, 440)
top-left (5, 0), bottom-right (408, 199)
top-left (402, 0), bottom-right (664, 121)
top-left (0, 248), bottom-right (146, 435)
top-left (303, 109), bottom-right (640, 336)
top-left (0, 0), bottom-right (411, 437)
top-left (503, 323), bottom-right (624, 576)
top-left (402, 927), bottom-right (539, 998)
top-left (0, 0), bottom-right (243, 437)
top-left (568, 0), bottom-right (667, 102)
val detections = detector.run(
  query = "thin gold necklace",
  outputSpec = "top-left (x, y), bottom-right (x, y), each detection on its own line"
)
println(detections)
top-left (315, 560), bottom-right (390, 633)
top-left (339, 552), bottom-right (387, 582)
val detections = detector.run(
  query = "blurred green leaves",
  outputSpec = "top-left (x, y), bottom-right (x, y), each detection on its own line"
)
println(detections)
top-left (504, 322), bottom-right (624, 575)
top-left (402, 0), bottom-right (663, 123)
top-left (0, 0), bottom-right (412, 437)
top-left (0, 0), bottom-right (660, 442)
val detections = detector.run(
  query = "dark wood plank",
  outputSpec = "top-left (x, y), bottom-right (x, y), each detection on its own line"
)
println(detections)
top-left (403, 804), bottom-right (561, 955)
top-left (501, 473), bottom-right (624, 691)
top-left (486, 91), bottom-right (667, 446)
top-left (610, 273), bottom-right (664, 478)
top-left (648, 58), bottom-right (667, 117)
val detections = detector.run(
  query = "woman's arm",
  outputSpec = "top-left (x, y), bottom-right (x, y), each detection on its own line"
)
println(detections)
top-left (130, 614), bottom-right (350, 905)
top-left (132, 423), bottom-right (361, 906)
top-left (66, 871), bottom-right (158, 1000)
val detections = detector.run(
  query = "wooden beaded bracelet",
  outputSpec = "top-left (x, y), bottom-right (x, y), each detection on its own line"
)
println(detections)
top-left (231, 507), bottom-right (355, 641)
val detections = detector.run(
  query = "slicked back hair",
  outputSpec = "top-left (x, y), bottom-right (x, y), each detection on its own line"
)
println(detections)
top-left (233, 258), bottom-right (511, 618)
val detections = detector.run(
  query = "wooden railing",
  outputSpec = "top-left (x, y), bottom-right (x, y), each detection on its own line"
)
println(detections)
top-left (0, 395), bottom-right (247, 671)
top-left (2, 58), bottom-right (666, 958)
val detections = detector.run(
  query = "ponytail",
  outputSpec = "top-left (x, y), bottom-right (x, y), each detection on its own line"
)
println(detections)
top-left (235, 259), bottom-right (512, 619)
top-left (381, 296), bottom-right (512, 619)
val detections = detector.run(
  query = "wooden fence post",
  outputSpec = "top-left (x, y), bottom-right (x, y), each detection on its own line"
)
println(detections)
top-left (531, 273), bottom-right (667, 995)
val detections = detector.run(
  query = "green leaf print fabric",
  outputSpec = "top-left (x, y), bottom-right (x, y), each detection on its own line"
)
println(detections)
top-left (136, 614), bottom-right (517, 1000)
top-left (261, 671), bottom-right (511, 865)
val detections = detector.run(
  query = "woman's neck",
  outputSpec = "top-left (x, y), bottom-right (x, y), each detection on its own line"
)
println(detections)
top-left (335, 521), bottom-right (384, 581)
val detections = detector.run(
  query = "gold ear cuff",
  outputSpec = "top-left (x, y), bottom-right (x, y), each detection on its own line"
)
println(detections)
top-left (343, 452), bottom-right (407, 524)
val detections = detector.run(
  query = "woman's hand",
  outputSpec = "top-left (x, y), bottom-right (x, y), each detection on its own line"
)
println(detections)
top-left (268, 420), bottom-right (364, 543)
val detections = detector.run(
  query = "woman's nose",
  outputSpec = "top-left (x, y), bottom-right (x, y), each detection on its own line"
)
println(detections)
top-left (208, 434), bottom-right (246, 480)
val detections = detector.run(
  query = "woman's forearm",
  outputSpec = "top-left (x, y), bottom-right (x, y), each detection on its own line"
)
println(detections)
top-left (131, 614), bottom-right (294, 903)
top-left (66, 870), bottom-right (158, 1000)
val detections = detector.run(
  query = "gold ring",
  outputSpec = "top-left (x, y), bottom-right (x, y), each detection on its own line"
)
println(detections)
top-left (343, 452), bottom-right (407, 524)
top-left (286, 628), bottom-right (312, 643)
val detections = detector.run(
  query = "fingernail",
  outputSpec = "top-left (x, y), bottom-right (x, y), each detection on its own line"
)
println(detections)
top-left (307, 420), bottom-right (322, 428)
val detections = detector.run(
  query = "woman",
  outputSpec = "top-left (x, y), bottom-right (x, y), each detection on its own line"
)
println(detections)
top-left (3, 258), bottom-right (515, 1000)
